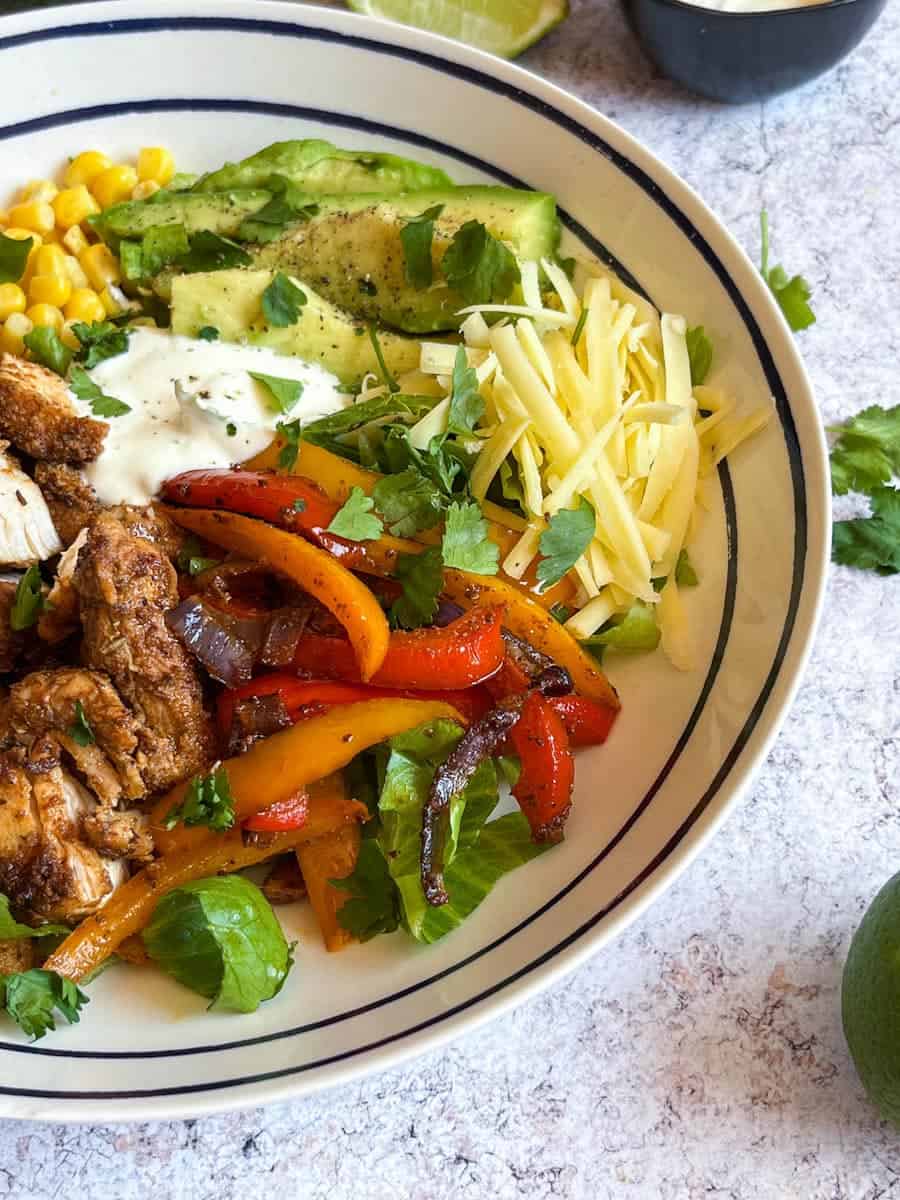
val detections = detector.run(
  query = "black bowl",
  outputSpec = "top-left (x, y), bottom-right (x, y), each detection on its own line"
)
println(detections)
top-left (623, 0), bottom-right (889, 103)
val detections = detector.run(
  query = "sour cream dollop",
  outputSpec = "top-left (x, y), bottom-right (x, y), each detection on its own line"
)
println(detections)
top-left (73, 328), bottom-right (347, 506)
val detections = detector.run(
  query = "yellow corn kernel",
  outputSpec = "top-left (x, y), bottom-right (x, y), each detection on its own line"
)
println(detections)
top-left (90, 165), bottom-right (138, 210)
top-left (97, 286), bottom-right (122, 317)
top-left (26, 303), bottom-right (63, 332)
top-left (0, 284), bottom-right (26, 322)
top-left (131, 180), bottom-right (160, 202)
top-left (33, 243), bottom-right (68, 278)
top-left (7, 202), bottom-right (55, 237)
top-left (20, 179), bottom-right (58, 204)
top-left (64, 288), bottom-right (105, 324)
top-left (52, 184), bottom-right (100, 229)
top-left (64, 151), bottom-right (112, 188)
top-left (136, 147), bottom-right (175, 187)
top-left (61, 224), bottom-right (89, 258)
top-left (0, 210), bottom-right (8, 228)
top-left (29, 273), bottom-right (72, 308)
top-left (79, 243), bottom-right (121, 290)
top-left (60, 320), bottom-right (82, 351)
top-left (1, 313), bottom-right (33, 356)
top-left (62, 254), bottom-right (89, 290)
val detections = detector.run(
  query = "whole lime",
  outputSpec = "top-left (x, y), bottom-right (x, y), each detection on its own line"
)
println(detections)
top-left (843, 870), bottom-right (900, 1126)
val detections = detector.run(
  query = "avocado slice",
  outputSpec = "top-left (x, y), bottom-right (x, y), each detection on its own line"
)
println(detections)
top-left (193, 139), bottom-right (452, 194)
top-left (249, 187), bottom-right (560, 334)
top-left (92, 189), bottom-right (271, 245)
top-left (170, 269), bottom-right (428, 385)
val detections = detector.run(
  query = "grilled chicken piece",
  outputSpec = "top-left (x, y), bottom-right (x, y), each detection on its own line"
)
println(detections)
top-left (33, 462), bottom-right (99, 548)
top-left (4, 667), bottom-right (145, 805)
top-left (0, 739), bottom-right (128, 924)
top-left (74, 515), bottom-right (213, 794)
top-left (0, 938), bottom-right (32, 974)
top-left (0, 446), bottom-right (62, 566)
top-left (0, 582), bottom-right (25, 674)
top-left (0, 355), bottom-right (106, 464)
top-left (37, 528), bottom-right (88, 646)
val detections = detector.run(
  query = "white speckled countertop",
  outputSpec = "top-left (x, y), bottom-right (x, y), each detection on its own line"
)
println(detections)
top-left (3, 0), bottom-right (899, 1194)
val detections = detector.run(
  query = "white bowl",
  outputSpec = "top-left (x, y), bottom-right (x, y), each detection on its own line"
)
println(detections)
top-left (0, 0), bottom-right (830, 1122)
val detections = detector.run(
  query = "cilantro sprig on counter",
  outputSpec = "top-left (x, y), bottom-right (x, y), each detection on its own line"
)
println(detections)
top-left (829, 403), bottom-right (900, 574)
top-left (760, 211), bottom-right (816, 332)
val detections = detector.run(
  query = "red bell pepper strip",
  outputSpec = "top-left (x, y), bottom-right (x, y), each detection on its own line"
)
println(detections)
top-left (484, 656), bottom-right (532, 700)
top-left (243, 790), bottom-right (309, 833)
top-left (217, 673), bottom-right (492, 736)
top-left (291, 607), bottom-right (505, 691)
top-left (509, 692), bottom-right (575, 843)
top-left (162, 469), bottom-right (339, 533)
top-left (547, 695), bottom-right (618, 747)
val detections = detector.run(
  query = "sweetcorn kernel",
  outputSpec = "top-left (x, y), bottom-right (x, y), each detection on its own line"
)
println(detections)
top-left (64, 288), bottom-right (105, 324)
top-left (79, 243), bottom-right (121, 290)
top-left (63, 254), bottom-right (89, 290)
top-left (64, 151), bottom-right (112, 188)
top-left (7, 202), bottom-right (55, 237)
top-left (1, 313), bottom-right (33, 355)
top-left (90, 165), bottom-right (138, 210)
top-left (97, 286), bottom-right (122, 317)
top-left (34, 244), bottom-right (68, 278)
top-left (136, 147), bottom-right (175, 187)
top-left (26, 303), bottom-right (63, 331)
top-left (20, 180), bottom-right (58, 204)
top-left (29, 273), bottom-right (72, 308)
top-left (0, 284), bottom-right (26, 322)
top-left (0, 210), bottom-right (8, 228)
top-left (131, 180), bottom-right (161, 202)
top-left (52, 185), bottom-right (100, 229)
top-left (61, 225), bottom-right (90, 258)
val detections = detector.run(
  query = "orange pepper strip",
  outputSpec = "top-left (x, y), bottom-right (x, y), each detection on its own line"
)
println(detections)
top-left (150, 699), bottom-right (464, 857)
top-left (247, 438), bottom-right (576, 609)
top-left (296, 814), bottom-right (361, 953)
top-left (42, 803), bottom-right (365, 984)
top-left (441, 570), bottom-right (621, 711)
top-left (165, 506), bottom-right (390, 682)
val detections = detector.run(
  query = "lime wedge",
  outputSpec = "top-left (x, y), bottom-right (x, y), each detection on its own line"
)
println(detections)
top-left (345, 0), bottom-right (569, 59)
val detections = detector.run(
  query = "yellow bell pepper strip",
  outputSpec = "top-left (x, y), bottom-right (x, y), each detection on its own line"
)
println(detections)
top-left (441, 570), bottom-right (620, 711)
top-left (42, 805), bottom-right (365, 984)
top-left (150, 698), bottom-right (464, 857)
top-left (247, 436), bottom-right (574, 609)
top-left (165, 506), bottom-right (390, 683)
top-left (296, 818), bottom-right (361, 953)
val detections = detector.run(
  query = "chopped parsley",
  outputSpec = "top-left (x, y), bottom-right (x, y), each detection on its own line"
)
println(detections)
top-left (71, 320), bottom-right (129, 368)
top-left (10, 565), bottom-right (45, 631)
top-left (1, 969), bottom-right (88, 1041)
top-left (759, 211), bottom-right (815, 332)
top-left (261, 271), bottom-right (307, 328)
top-left (248, 370), bottom-right (303, 415)
top-left (371, 468), bottom-right (444, 538)
top-left (399, 203), bottom-right (444, 290)
top-left (22, 326), bottom-right (72, 376)
top-left (177, 230), bottom-right (252, 274)
top-left (390, 545), bottom-right (444, 630)
top-left (441, 220), bottom-right (519, 306)
top-left (176, 536), bottom-right (221, 577)
top-left (829, 404), bottom-right (900, 497)
top-left (276, 419), bottom-right (302, 470)
top-left (674, 548), bottom-right (699, 587)
top-left (237, 176), bottom-right (319, 243)
top-left (833, 486), bottom-right (900, 575)
top-left (225, 421), bottom-right (237, 437)
top-left (67, 700), bottom-right (95, 748)
top-left (326, 486), bottom-right (384, 542)
top-left (0, 231), bottom-right (32, 284)
top-left (446, 345), bottom-right (485, 437)
top-left (536, 498), bottom-right (596, 590)
top-left (68, 366), bottom-right (130, 417)
top-left (685, 326), bottom-right (713, 386)
top-left (163, 766), bottom-right (235, 833)
top-left (441, 500), bottom-right (499, 575)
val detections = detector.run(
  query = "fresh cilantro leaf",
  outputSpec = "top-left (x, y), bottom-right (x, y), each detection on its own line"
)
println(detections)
top-left (536, 498), bottom-right (596, 590)
top-left (303, 394), bottom-right (430, 440)
top-left (686, 326), bottom-right (713, 385)
top-left (441, 220), bottom-right (520, 306)
top-left (571, 307), bottom-right (589, 348)
top-left (832, 485), bottom-right (900, 574)
top-left (71, 320), bottom-right (129, 368)
top-left (23, 326), bottom-right (72, 376)
top-left (176, 535), bottom-right (220, 577)
top-left (400, 203), bottom-right (444, 290)
top-left (491, 456), bottom-right (526, 517)
top-left (372, 468), bottom-right (444, 537)
top-left (248, 370), bottom-right (303, 415)
top-left (829, 404), bottom-right (900, 496)
top-left (67, 700), bottom-right (95, 748)
top-left (367, 324), bottom-right (400, 393)
top-left (68, 366), bottom-right (130, 417)
top-left (414, 434), bottom-right (473, 498)
top-left (238, 176), bottom-right (318, 243)
top-left (261, 271), bottom-right (307, 328)
top-left (333, 839), bottom-right (401, 941)
top-left (0, 231), bottom-right (32, 284)
top-left (164, 766), bottom-right (235, 832)
top-left (390, 546), bottom-right (444, 630)
top-left (197, 325), bottom-right (220, 342)
top-left (759, 211), bottom-right (815, 332)
top-left (446, 345), bottom-right (484, 437)
top-left (0, 895), bottom-right (68, 942)
top-left (1, 969), bottom-right (88, 1040)
top-left (327, 486), bottom-right (384, 541)
top-left (276, 419), bottom-right (302, 470)
top-left (177, 230), bottom-right (252, 274)
top-left (582, 602), bottom-right (660, 659)
top-left (441, 500), bottom-right (499, 574)
top-left (10, 565), bottom-right (45, 631)
top-left (674, 548), bottom-right (699, 587)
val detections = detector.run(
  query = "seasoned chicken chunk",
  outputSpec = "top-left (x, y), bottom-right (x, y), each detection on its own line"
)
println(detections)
top-left (0, 582), bottom-right (25, 674)
top-left (0, 446), bottom-right (62, 566)
top-left (0, 739), bottom-right (128, 924)
top-left (33, 462), bottom-right (99, 548)
top-left (0, 354), bottom-right (106, 464)
top-left (37, 528), bottom-right (88, 646)
top-left (0, 938), bottom-right (32, 974)
top-left (74, 515), bottom-right (213, 794)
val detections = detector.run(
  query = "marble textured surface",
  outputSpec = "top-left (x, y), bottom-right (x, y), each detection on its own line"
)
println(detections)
top-left (2, 0), bottom-right (899, 1194)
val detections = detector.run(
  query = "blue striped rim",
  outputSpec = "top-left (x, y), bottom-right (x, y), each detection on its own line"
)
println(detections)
top-left (0, 15), bottom-right (806, 1098)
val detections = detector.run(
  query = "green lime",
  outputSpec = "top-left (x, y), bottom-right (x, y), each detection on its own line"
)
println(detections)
top-left (843, 869), bottom-right (900, 1125)
top-left (345, 0), bottom-right (569, 59)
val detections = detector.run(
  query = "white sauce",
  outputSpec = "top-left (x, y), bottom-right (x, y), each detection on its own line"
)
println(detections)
top-left (73, 328), bottom-right (347, 506)
top-left (682, 0), bottom-right (827, 10)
